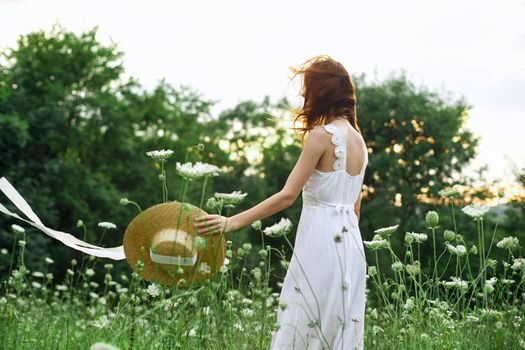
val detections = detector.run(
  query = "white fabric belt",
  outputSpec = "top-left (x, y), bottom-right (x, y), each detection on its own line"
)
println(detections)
top-left (0, 177), bottom-right (125, 260)
top-left (302, 194), bottom-right (358, 227)
top-left (150, 250), bottom-right (197, 266)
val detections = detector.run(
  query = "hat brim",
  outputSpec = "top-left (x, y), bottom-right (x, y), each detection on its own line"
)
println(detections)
top-left (123, 201), bottom-right (226, 287)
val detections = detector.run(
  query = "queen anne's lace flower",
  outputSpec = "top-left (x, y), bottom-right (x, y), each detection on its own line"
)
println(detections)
top-left (147, 283), bottom-right (160, 297)
top-left (263, 218), bottom-right (293, 237)
top-left (446, 243), bottom-right (467, 256)
top-left (374, 224), bottom-right (399, 237)
top-left (176, 161), bottom-right (220, 178)
top-left (442, 277), bottom-right (468, 291)
top-left (214, 191), bottom-right (247, 207)
top-left (405, 231), bottom-right (428, 243)
top-left (496, 236), bottom-right (519, 250)
top-left (462, 203), bottom-right (490, 218)
top-left (364, 239), bottom-right (390, 250)
top-left (145, 149), bottom-right (174, 160)
top-left (98, 222), bottom-right (117, 230)
top-left (91, 315), bottom-right (110, 329)
top-left (511, 258), bottom-right (525, 271)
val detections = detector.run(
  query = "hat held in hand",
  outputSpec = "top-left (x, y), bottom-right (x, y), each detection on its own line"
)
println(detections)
top-left (123, 201), bottom-right (226, 287)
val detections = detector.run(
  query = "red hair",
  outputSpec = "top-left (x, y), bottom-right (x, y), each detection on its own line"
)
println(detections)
top-left (290, 55), bottom-right (361, 142)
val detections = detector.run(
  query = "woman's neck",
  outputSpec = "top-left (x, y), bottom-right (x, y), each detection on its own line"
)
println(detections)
top-left (324, 115), bottom-right (347, 125)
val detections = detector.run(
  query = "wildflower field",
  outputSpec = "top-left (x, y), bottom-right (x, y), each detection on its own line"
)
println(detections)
top-left (1, 147), bottom-right (524, 350)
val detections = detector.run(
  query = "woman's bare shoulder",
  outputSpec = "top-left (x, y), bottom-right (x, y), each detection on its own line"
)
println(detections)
top-left (304, 125), bottom-right (331, 148)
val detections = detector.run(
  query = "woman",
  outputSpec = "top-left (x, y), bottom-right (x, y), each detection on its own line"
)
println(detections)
top-left (194, 55), bottom-right (368, 350)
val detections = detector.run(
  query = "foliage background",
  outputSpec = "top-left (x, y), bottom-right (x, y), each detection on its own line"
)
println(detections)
top-left (0, 25), bottom-right (523, 293)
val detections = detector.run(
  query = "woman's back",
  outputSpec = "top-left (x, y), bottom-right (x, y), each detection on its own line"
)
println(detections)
top-left (302, 120), bottom-right (368, 207)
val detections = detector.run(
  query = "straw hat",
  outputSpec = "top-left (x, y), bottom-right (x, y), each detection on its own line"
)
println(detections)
top-left (123, 201), bottom-right (226, 287)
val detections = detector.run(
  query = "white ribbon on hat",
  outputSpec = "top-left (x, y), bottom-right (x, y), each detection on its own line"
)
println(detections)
top-left (0, 176), bottom-right (126, 260)
top-left (149, 250), bottom-right (198, 266)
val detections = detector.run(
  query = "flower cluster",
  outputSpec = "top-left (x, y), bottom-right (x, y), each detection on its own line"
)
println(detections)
top-left (263, 218), bottom-right (293, 237)
top-left (404, 231), bottom-right (428, 244)
top-left (373, 224), bottom-right (399, 238)
top-left (442, 276), bottom-right (469, 292)
top-left (446, 243), bottom-right (467, 257)
top-left (97, 222), bottom-right (117, 230)
top-left (146, 149), bottom-right (174, 161)
top-left (176, 161), bottom-right (220, 179)
top-left (496, 236), bottom-right (519, 250)
top-left (461, 203), bottom-right (490, 219)
top-left (214, 191), bottom-right (247, 207)
top-left (364, 234), bottom-right (390, 250)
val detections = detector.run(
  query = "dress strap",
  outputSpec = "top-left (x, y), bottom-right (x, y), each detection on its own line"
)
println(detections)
top-left (323, 123), bottom-right (346, 171)
top-left (326, 122), bottom-right (368, 176)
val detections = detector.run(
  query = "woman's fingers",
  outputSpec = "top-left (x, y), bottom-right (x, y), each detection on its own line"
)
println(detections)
top-left (194, 215), bottom-right (224, 235)
top-left (194, 215), bottom-right (217, 227)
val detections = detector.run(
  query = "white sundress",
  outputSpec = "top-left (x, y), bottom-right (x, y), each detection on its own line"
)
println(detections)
top-left (270, 122), bottom-right (369, 350)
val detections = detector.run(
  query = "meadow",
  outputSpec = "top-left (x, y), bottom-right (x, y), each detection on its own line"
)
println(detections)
top-left (1, 148), bottom-right (524, 350)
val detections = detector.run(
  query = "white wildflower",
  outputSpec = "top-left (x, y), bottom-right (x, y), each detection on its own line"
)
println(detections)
top-left (98, 222), bottom-right (117, 230)
top-left (176, 161), bottom-right (220, 178)
top-left (373, 224), bottom-right (399, 237)
top-left (0, 248), bottom-right (7, 255)
top-left (11, 224), bottom-right (25, 234)
top-left (145, 149), bottom-right (174, 160)
top-left (263, 218), bottom-right (293, 237)
top-left (242, 308), bottom-right (254, 317)
top-left (31, 282), bottom-right (42, 289)
top-left (31, 271), bottom-right (45, 278)
top-left (446, 243), bottom-right (467, 257)
top-left (511, 258), bottom-right (525, 271)
top-left (147, 283), bottom-right (160, 297)
top-left (90, 342), bottom-right (119, 350)
top-left (85, 268), bottom-right (95, 277)
top-left (442, 277), bottom-right (468, 292)
top-left (403, 298), bottom-right (414, 311)
top-left (405, 231), bottom-right (428, 243)
top-left (461, 203), bottom-right (490, 219)
top-left (187, 328), bottom-right (197, 337)
top-left (496, 236), bottom-right (519, 250)
top-left (466, 315), bottom-right (479, 322)
top-left (91, 315), bottom-right (110, 329)
top-left (45, 257), bottom-right (54, 264)
top-left (486, 277), bottom-right (497, 286)
top-left (363, 237), bottom-right (390, 250)
top-left (372, 325), bottom-right (384, 334)
top-left (56, 285), bottom-right (68, 291)
top-left (214, 191), bottom-right (248, 207)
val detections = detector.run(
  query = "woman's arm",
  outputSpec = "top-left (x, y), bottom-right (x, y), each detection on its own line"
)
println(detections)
top-left (194, 127), bottom-right (328, 235)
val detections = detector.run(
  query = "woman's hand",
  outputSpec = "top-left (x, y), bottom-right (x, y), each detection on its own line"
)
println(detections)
top-left (194, 214), bottom-right (237, 236)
